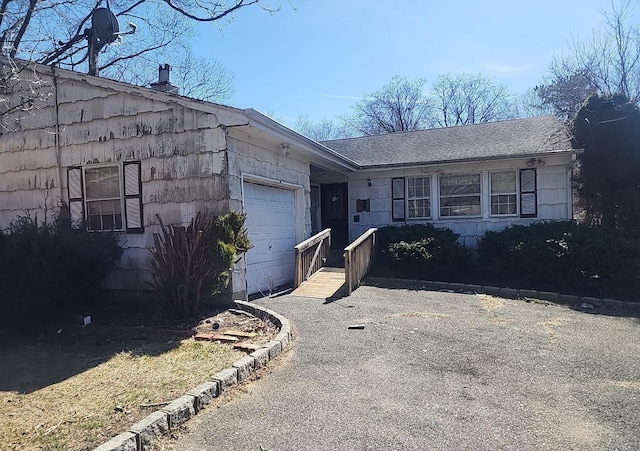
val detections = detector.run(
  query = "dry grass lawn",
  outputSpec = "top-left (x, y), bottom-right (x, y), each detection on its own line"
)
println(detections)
top-left (0, 310), bottom-right (276, 450)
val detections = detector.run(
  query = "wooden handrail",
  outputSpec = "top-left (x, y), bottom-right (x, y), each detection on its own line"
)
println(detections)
top-left (294, 228), bottom-right (331, 288)
top-left (344, 228), bottom-right (377, 296)
top-left (295, 228), bottom-right (331, 252)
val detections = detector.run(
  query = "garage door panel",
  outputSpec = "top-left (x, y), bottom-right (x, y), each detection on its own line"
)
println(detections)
top-left (243, 182), bottom-right (296, 295)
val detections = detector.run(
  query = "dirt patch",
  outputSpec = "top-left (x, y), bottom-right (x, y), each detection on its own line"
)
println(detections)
top-left (0, 307), bottom-right (279, 450)
top-left (536, 317), bottom-right (569, 341)
top-left (477, 294), bottom-right (506, 312)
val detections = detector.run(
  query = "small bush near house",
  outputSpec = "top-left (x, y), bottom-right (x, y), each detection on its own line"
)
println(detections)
top-left (370, 224), bottom-right (471, 281)
top-left (0, 211), bottom-right (123, 327)
top-left (149, 211), bottom-right (251, 319)
top-left (478, 221), bottom-right (640, 300)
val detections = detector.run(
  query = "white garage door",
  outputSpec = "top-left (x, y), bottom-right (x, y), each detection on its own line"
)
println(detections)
top-left (243, 182), bottom-right (296, 295)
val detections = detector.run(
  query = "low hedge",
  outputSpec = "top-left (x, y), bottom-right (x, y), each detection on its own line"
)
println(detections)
top-left (477, 221), bottom-right (640, 300)
top-left (370, 224), bottom-right (471, 282)
top-left (368, 221), bottom-right (640, 302)
top-left (0, 212), bottom-right (122, 326)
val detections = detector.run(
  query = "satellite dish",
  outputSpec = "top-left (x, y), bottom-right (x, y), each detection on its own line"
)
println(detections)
top-left (92, 7), bottom-right (119, 45)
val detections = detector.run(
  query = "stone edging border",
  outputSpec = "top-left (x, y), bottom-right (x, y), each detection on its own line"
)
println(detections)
top-left (93, 300), bottom-right (291, 451)
top-left (365, 277), bottom-right (640, 316)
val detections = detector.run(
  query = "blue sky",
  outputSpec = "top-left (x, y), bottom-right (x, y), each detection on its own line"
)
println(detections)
top-left (192, 0), bottom-right (636, 127)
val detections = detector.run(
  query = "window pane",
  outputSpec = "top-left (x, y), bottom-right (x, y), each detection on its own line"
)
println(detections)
top-left (491, 194), bottom-right (517, 215)
top-left (440, 195), bottom-right (481, 216)
top-left (86, 166), bottom-right (120, 199)
top-left (407, 177), bottom-right (430, 199)
top-left (408, 199), bottom-right (431, 218)
top-left (87, 200), bottom-right (123, 231)
top-left (440, 174), bottom-right (480, 196)
top-left (439, 174), bottom-right (481, 216)
top-left (491, 172), bottom-right (516, 193)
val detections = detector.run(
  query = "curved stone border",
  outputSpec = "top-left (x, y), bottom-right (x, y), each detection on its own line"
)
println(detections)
top-left (365, 277), bottom-right (640, 316)
top-left (94, 300), bottom-right (292, 451)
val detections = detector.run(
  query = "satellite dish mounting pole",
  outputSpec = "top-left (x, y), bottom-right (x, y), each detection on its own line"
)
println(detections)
top-left (88, 28), bottom-right (99, 76)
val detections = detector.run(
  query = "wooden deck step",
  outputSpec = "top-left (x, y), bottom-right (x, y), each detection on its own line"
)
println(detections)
top-left (290, 268), bottom-right (346, 299)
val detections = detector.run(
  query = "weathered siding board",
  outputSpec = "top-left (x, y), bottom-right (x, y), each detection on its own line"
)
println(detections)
top-left (0, 167), bottom-right (58, 192)
top-left (0, 189), bottom-right (58, 211)
top-left (1, 107), bottom-right (55, 131)
top-left (0, 128), bottom-right (58, 152)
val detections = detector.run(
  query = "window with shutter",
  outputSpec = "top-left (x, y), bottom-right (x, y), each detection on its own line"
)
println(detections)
top-left (67, 161), bottom-right (143, 232)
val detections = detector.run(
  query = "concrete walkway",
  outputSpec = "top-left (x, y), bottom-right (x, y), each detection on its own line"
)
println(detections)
top-left (173, 286), bottom-right (640, 450)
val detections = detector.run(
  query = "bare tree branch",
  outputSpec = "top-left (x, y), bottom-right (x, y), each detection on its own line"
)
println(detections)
top-left (430, 74), bottom-right (515, 127)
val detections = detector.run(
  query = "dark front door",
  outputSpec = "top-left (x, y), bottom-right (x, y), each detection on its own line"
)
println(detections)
top-left (321, 183), bottom-right (349, 249)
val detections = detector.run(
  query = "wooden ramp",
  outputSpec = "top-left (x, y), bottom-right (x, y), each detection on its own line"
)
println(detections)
top-left (290, 267), bottom-right (346, 299)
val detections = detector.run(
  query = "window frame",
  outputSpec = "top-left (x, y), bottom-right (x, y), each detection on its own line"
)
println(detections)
top-left (84, 163), bottom-right (125, 232)
top-left (406, 176), bottom-right (432, 219)
top-left (438, 173), bottom-right (482, 218)
top-left (489, 171), bottom-right (518, 217)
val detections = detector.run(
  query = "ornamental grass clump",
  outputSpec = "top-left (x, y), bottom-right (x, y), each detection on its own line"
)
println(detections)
top-left (149, 211), bottom-right (251, 319)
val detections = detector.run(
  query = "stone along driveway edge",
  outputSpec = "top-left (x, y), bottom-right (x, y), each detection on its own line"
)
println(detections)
top-left (93, 301), bottom-right (292, 451)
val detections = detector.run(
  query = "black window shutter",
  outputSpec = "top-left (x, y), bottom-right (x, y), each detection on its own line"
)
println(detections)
top-left (392, 177), bottom-right (405, 221)
top-left (67, 166), bottom-right (84, 228)
top-left (123, 161), bottom-right (144, 233)
top-left (520, 169), bottom-right (537, 217)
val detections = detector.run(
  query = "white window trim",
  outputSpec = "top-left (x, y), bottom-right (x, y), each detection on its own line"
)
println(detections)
top-left (406, 176), bottom-right (432, 220)
top-left (489, 170), bottom-right (518, 217)
top-left (438, 173), bottom-right (482, 218)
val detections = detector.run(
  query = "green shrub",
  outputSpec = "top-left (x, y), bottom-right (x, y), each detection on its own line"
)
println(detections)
top-left (371, 224), bottom-right (471, 281)
top-left (478, 221), bottom-right (640, 299)
top-left (0, 211), bottom-right (123, 326)
top-left (149, 211), bottom-right (251, 319)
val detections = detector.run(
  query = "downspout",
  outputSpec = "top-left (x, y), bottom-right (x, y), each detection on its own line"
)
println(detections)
top-left (51, 66), bottom-right (64, 209)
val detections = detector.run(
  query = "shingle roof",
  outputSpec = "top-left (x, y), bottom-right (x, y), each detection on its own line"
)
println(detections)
top-left (322, 116), bottom-right (574, 168)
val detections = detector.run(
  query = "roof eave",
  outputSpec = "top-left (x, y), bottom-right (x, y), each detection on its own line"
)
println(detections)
top-left (356, 148), bottom-right (580, 171)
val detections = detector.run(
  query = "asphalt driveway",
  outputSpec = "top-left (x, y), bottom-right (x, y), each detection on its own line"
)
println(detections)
top-left (174, 286), bottom-right (640, 450)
